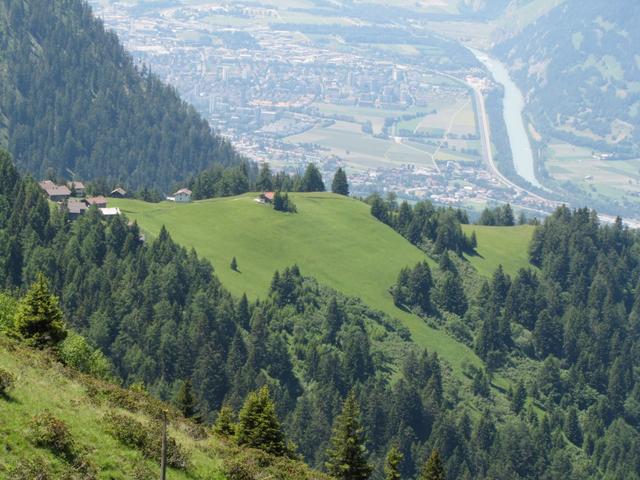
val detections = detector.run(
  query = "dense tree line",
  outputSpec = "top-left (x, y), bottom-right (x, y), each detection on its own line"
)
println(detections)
top-left (0, 0), bottom-right (243, 191)
top-left (189, 162), bottom-right (337, 201)
top-left (2, 148), bottom-right (639, 478)
top-left (368, 194), bottom-right (474, 255)
top-left (477, 204), bottom-right (515, 226)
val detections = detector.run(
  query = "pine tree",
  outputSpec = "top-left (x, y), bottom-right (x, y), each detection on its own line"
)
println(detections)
top-left (325, 390), bottom-right (372, 480)
top-left (384, 445), bottom-right (404, 480)
top-left (230, 257), bottom-right (238, 271)
top-left (14, 273), bottom-right (67, 348)
top-left (176, 379), bottom-right (196, 419)
top-left (332, 168), bottom-right (349, 196)
top-left (301, 163), bottom-right (325, 192)
top-left (420, 449), bottom-right (446, 480)
top-left (236, 294), bottom-right (250, 329)
top-left (511, 380), bottom-right (527, 414)
top-left (434, 271), bottom-right (467, 316)
top-left (214, 405), bottom-right (236, 437)
top-left (370, 195), bottom-right (389, 224)
top-left (324, 297), bottom-right (343, 344)
top-left (564, 407), bottom-right (583, 446)
top-left (256, 162), bottom-right (273, 191)
top-left (236, 386), bottom-right (288, 456)
top-left (501, 204), bottom-right (515, 226)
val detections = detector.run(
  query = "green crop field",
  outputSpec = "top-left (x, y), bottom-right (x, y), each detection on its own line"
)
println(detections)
top-left (111, 193), bottom-right (484, 373)
top-left (461, 224), bottom-right (535, 278)
top-left (285, 121), bottom-right (438, 170)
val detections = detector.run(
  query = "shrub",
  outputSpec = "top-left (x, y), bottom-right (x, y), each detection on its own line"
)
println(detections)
top-left (103, 411), bottom-right (189, 470)
top-left (14, 274), bottom-right (67, 348)
top-left (213, 405), bottom-right (236, 437)
top-left (58, 331), bottom-right (113, 380)
top-left (0, 292), bottom-right (17, 334)
top-left (6, 456), bottom-right (51, 480)
top-left (223, 448), bottom-right (331, 480)
top-left (27, 411), bottom-right (75, 461)
top-left (0, 367), bottom-right (15, 396)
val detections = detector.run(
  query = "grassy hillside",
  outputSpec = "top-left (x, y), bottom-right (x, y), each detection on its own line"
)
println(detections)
top-left (0, 335), bottom-right (326, 479)
top-left (462, 224), bottom-right (535, 278)
top-left (112, 193), bottom-right (484, 373)
top-left (0, 336), bottom-right (222, 479)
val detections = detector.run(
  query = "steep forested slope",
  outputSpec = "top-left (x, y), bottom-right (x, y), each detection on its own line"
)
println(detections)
top-left (494, 0), bottom-right (640, 155)
top-left (2, 142), bottom-right (640, 477)
top-left (0, 334), bottom-right (328, 479)
top-left (0, 0), bottom-right (242, 191)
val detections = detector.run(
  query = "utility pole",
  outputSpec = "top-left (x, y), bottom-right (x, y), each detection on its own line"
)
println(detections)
top-left (160, 410), bottom-right (167, 480)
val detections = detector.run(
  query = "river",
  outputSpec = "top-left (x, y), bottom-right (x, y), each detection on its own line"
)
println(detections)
top-left (469, 49), bottom-right (542, 189)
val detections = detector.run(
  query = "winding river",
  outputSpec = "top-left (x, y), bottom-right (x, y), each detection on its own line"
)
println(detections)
top-left (469, 49), bottom-right (542, 189)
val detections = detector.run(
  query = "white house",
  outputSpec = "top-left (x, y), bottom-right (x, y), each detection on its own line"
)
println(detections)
top-left (171, 188), bottom-right (192, 203)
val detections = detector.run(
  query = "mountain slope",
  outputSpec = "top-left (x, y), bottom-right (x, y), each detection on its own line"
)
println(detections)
top-left (0, 335), bottom-right (327, 479)
top-left (111, 193), bottom-right (522, 374)
top-left (494, 0), bottom-right (640, 155)
top-left (0, 0), bottom-right (241, 191)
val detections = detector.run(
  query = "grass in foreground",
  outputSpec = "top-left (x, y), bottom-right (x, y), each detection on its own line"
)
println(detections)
top-left (112, 193), bottom-right (484, 373)
top-left (0, 336), bottom-right (325, 479)
top-left (0, 337), bottom-right (223, 479)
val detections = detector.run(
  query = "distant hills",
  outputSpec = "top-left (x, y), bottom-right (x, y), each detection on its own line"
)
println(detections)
top-left (0, 0), bottom-right (242, 191)
top-left (494, 0), bottom-right (640, 156)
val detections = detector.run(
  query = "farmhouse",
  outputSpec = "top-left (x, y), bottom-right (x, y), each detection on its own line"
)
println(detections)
top-left (67, 181), bottom-right (86, 197)
top-left (256, 192), bottom-right (275, 204)
top-left (169, 188), bottom-right (192, 203)
top-left (66, 199), bottom-right (89, 220)
top-left (38, 180), bottom-right (71, 202)
top-left (110, 187), bottom-right (127, 198)
top-left (86, 196), bottom-right (108, 208)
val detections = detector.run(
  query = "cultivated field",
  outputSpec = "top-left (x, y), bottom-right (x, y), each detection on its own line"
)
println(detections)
top-left (547, 140), bottom-right (640, 202)
top-left (285, 120), bottom-right (439, 171)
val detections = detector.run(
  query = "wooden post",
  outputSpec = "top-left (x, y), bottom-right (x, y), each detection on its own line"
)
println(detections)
top-left (160, 410), bottom-right (167, 480)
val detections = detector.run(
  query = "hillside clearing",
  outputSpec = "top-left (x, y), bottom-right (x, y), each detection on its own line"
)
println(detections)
top-left (462, 224), bottom-right (535, 277)
top-left (112, 193), bottom-right (484, 373)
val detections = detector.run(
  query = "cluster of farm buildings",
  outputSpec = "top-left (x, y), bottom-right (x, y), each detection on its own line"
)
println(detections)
top-left (38, 180), bottom-right (126, 219)
top-left (39, 180), bottom-right (194, 220)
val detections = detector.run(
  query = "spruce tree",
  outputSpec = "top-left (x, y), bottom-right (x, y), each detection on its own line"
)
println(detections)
top-left (256, 162), bottom-right (273, 191)
top-left (176, 379), bottom-right (196, 419)
top-left (214, 405), bottom-right (236, 437)
top-left (324, 297), bottom-right (343, 344)
top-left (230, 257), bottom-right (238, 271)
top-left (511, 380), bottom-right (527, 414)
top-left (420, 449), bottom-right (446, 480)
top-left (236, 386), bottom-right (288, 456)
top-left (301, 163), bottom-right (325, 192)
top-left (325, 390), bottom-right (372, 480)
top-left (564, 407), bottom-right (583, 446)
top-left (332, 167), bottom-right (349, 196)
top-left (384, 445), bottom-right (403, 480)
top-left (14, 273), bottom-right (67, 348)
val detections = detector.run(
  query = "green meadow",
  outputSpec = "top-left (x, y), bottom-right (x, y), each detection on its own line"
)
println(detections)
top-left (0, 337), bottom-right (226, 479)
top-left (462, 224), bottom-right (535, 278)
top-left (112, 193), bottom-right (484, 373)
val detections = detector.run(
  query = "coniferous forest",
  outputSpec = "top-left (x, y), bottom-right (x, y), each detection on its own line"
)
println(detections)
top-left (2, 140), bottom-right (640, 478)
top-left (0, 0), bottom-right (243, 191)
top-left (0, 0), bottom-right (639, 478)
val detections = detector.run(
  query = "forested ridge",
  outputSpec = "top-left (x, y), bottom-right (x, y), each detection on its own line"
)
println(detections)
top-left (0, 0), bottom-right (243, 191)
top-left (2, 147), bottom-right (640, 478)
top-left (494, 0), bottom-right (640, 156)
